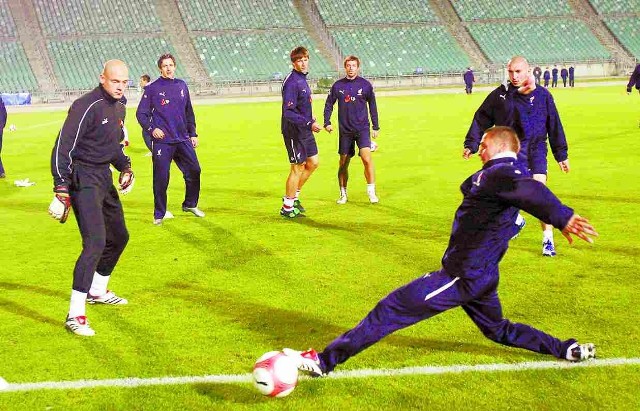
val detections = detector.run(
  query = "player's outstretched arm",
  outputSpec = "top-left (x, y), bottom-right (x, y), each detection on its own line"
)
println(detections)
top-left (561, 214), bottom-right (598, 244)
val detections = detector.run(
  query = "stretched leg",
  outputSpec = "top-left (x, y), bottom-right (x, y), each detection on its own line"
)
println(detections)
top-left (462, 289), bottom-right (575, 359)
top-left (174, 141), bottom-right (202, 209)
top-left (152, 143), bottom-right (175, 220)
top-left (298, 154), bottom-right (318, 191)
top-left (319, 271), bottom-right (464, 373)
top-left (95, 185), bottom-right (129, 277)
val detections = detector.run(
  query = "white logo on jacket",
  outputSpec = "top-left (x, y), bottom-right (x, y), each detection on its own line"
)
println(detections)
top-left (102, 118), bottom-right (108, 124)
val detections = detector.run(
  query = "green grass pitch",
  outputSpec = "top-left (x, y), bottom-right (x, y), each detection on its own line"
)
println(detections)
top-left (0, 85), bottom-right (639, 410)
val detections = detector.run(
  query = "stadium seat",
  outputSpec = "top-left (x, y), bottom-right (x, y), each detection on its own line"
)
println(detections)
top-left (0, 42), bottom-right (38, 92)
top-left (588, 0), bottom-right (638, 14)
top-left (450, 0), bottom-right (573, 20)
top-left (194, 31), bottom-right (333, 81)
top-left (604, 17), bottom-right (640, 59)
top-left (467, 20), bottom-right (611, 63)
top-left (316, 0), bottom-right (438, 25)
top-left (0, 0), bottom-right (17, 38)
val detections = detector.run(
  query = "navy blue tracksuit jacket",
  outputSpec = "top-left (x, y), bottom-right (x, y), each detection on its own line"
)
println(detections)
top-left (627, 64), bottom-right (640, 93)
top-left (323, 76), bottom-right (379, 133)
top-left (464, 82), bottom-right (568, 174)
top-left (318, 156), bottom-right (578, 373)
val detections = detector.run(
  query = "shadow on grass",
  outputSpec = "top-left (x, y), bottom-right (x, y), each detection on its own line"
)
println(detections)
top-left (166, 282), bottom-right (534, 362)
top-left (0, 297), bottom-right (60, 326)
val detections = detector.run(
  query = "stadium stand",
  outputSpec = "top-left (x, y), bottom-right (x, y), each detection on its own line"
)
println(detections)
top-left (33, 0), bottom-right (162, 36)
top-left (177, 0), bottom-right (302, 30)
top-left (603, 17), bottom-right (640, 59)
top-left (315, 0), bottom-right (439, 25)
top-left (195, 31), bottom-right (334, 81)
top-left (331, 26), bottom-right (469, 75)
top-left (0, 0), bottom-right (17, 38)
top-left (589, 0), bottom-right (640, 14)
top-left (451, 0), bottom-right (573, 20)
top-left (467, 20), bottom-right (611, 63)
top-left (47, 38), bottom-right (185, 90)
top-left (0, 42), bottom-right (38, 92)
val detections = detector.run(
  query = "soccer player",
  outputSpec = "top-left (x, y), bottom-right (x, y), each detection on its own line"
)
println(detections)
top-left (0, 95), bottom-right (6, 178)
top-left (543, 67), bottom-right (550, 88)
top-left (533, 66), bottom-right (542, 85)
top-left (626, 63), bottom-right (640, 95)
top-left (463, 56), bottom-right (570, 257)
top-left (551, 65), bottom-right (558, 88)
top-left (323, 55), bottom-right (380, 204)
top-left (569, 66), bottom-right (575, 87)
top-left (138, 74), bottom-right (153, 153)
top-left (560, 67), bottom-right (568, 87)
top-left (284, 126), bottom-right (597, 376)
top-left (280, 46), bottom-right (322, 218)
top-left (463, 67), bottom-right (475, 95)
top-left (49, 60), bottom-right (134, 337)
top-left (136, 53), bottom-right (204, 225)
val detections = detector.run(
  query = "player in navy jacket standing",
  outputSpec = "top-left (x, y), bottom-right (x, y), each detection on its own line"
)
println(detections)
top-left (551, 65), bottom-right (558, 87)
top-left (49, 60), bottom-right (134, 337)
top-left (280, 46), bottom-right (322, 218)
top-left (0, 95), bottom-right (6, 178)
top-left (284, 127), bottom-right (597, 376)
top-left (543, 67), bottom-right (550, 87)
top-left (560, 67), bottom-right (568, 87)
top-left (568, 66), bottom-right (575, 87)
top-left (463, 56), bottom-right (570, 257)
top-left (324, 55), bottom-right (380, 204)
top-left (463, 67), bottom-right (475, 94)
top-left (626, 64), bottom-right (640, 94)
top-left (136, 53), bottom-right (204, 225)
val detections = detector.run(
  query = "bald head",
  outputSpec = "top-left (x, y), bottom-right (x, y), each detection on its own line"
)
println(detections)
top-left (100, 59), bottom-right (129, 99)
top-left (507, 56), bottom-right (530, 87)
top-left (479, 126), bottom-right (521, 164)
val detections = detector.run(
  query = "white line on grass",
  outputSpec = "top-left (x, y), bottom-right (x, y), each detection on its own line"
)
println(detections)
top-left (1, 358), bottom-right (639, 393)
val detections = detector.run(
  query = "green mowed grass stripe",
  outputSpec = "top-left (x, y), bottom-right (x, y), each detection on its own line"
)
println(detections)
top-left (0, 85), bottom-right (638, 409)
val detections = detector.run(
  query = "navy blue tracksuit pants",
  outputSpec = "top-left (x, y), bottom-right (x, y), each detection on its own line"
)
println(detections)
top-left (152, 140), bottom-right (201, 219)
top-left (318, 270), bottom-right (576, 372)
top-left (70, 164), bottom-right (129, 293)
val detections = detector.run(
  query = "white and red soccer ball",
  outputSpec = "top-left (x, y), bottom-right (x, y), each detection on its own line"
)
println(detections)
top-left (252, 351), bottom-right (298, 397)
top-left (370, 141), bottom-right (378, 152)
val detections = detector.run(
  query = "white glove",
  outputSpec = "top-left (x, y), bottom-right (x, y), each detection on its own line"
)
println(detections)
top-left (48, 192), bottom-right (71, 223)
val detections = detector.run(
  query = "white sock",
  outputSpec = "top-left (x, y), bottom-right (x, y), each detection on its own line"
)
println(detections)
top-left (515, 214), bottom-right (525, 225)
top-left (294, 190), bottom-right (301, 201)
top-left (543, 229), bottom-right (554, 242)
top-left (68, 290), bottom-right (87, 318)
top-left (340, 187), bottom-right (347, 197)
top-left (89, 272), bottom-right (110, 297)
top-left (367, 183), bottom-right (376, 195)
top-left (283, 196), bottom-right (295, 209)
top-left (565, 342), bottom-right (578, 360)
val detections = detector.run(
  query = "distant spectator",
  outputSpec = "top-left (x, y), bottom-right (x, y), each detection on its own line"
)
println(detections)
top-left (626, 64), bottom-right (640, 95)
top-left (533, 66), bottom-right (542, 85)
top-left (552, 65), bottom-right (558, 87)
top-left (0, 96), bottom-right (5, 178)
top-left (560, 67), bottom-right (568, 87)
top-left (543, 67), bottom-right (551, 87)
top-left (569, 66), bottom-right (575, 87)
top-left (463, 67), bottom-right (475, 94)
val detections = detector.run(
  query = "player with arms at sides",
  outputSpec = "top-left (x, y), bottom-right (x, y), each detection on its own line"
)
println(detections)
top-left (463, 56), bottom-right (570, 257)
top-left (49, 60), bottom-right (134, 337)
top-left (323, 55), bottom-right (380, 204)
top-left (284, 126), bottom-right (597, 376)
top-left (136, 53), bottom-right (204, 225)
top-left (280, 46), bottom-right (322, 218)
top-left (627, 64), bottom-right (640, 95)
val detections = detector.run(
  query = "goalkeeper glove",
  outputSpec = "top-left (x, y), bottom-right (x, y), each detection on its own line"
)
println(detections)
top-left (119, 168), bottom-right (135, 195)
top-left (48, 186), bottom-right (71, 223)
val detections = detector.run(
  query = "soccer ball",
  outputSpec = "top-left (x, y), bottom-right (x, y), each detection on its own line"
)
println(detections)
top-left (252, 351), bottom-right (298, 397)
top-left (370, 141), bottom-right (378, 152)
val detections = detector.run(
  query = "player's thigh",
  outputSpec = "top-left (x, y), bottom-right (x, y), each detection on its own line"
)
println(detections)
top-left (152, 143), bottom-right (176, 177)
top-left (102, 186), bottom-right (128, 240)
top-left (283, 133), bottom-right (307, 164)
top-left (174, 141), bottom-right (201, 175)
top-left (338, 132), bottom-right (356, 157)
top-left (387, 270), bottom-right (467, 315)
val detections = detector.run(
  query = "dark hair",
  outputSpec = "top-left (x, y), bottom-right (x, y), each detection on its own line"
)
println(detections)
top-left (343, 55), bottom-right (360, 68)
top-left (140, 74), bottom-right (151, 82)
top-left (157, 53), bottom-right (176, 69)
top-left (290, 46), bottom-right (309, 63)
